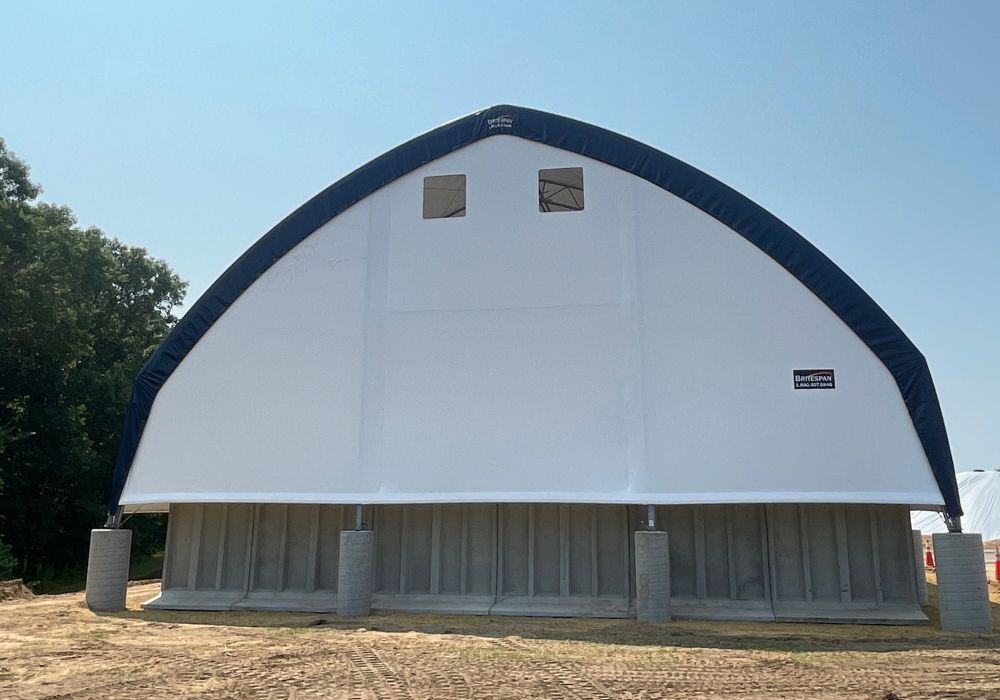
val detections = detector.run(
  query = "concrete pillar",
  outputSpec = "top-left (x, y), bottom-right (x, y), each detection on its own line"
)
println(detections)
top-left (337, 529), bottom-right (374, 617)
top-left (85, 528), bottom-right (132, 611)
top-left (932, 532), bottom-right (992, 632)
top-left (634, 530), bottom-right (670, 623)
top-left (912, 530), bottom-right (928, 606)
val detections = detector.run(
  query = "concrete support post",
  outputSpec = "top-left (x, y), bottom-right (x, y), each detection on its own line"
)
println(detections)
top-left (634, 530), bottom-right (670, 623)
top-left (85, 528), bottom-right (132, 611)
top-left (912, 530), bottom-right (928, 606)
top-left (337, 529), bottom-right (374, 617)
top-left (932, 532), bottom-right (992, 632)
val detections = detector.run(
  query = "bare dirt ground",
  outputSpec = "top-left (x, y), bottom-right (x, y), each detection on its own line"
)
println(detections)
top-left (1, 576), bottom-right (998, 700)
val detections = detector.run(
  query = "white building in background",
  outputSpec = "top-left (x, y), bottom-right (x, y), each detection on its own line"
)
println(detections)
top-left (914, 470), bottom-right (1000, 542)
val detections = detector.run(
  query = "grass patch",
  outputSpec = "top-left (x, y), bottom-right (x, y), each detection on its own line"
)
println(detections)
top-left (89, 628), bottom-right (120, 640)
top-left (129, 551), bottom-right (164, 580)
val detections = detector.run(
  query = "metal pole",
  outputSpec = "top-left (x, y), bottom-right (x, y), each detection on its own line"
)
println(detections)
top-left (646, 504), bottom-right (656, 531)
top-left (355, 504), bottom-right (365, 531)
top-left (104, 507), bottom-right (124, 529)
top-left (945, 514), bottom-right (962, 533)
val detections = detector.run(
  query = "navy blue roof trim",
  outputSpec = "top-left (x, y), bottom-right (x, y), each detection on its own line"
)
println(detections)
top-left (109, 105), bottom-right (960, 517)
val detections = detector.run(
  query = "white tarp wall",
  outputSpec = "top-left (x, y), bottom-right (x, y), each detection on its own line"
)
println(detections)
top-left (913, 470), bottom-right (1000, 540)
top-left (120, 136), bottom-right (942, 510)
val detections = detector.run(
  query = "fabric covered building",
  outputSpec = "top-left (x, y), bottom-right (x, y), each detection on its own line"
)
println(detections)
top-left (108, 106), bottom-right (961, 623)
top-left (914, 470), bottom-right (999, 542)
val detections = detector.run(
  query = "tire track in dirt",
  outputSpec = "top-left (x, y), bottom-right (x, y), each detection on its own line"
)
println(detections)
top-left (413, 669), bottom-right (474, 699)
top-left (592, 656), bottom-right (1000, 699)
top-left (345, 643), bottom-right (411, 699)
top-left (492, 636), bottom-right (615, 700)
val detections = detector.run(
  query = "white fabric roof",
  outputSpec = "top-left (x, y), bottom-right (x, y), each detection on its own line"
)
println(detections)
top-left (119, 137), bottom-right (944, 510)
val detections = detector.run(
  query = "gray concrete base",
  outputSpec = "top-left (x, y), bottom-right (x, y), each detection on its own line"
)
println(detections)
top-left (772, 602), bottom-right (928, 625)
top-left (490, 596), bottom-right (631, 618)
top-left (932, 532), bottom-right (992, 632)
top-left (912, 530), bottom-right (929, 606)
top-left (233, 593), bottom-right (338, 613)
top-left (142, 591), bottom-right (339, 613)
top-left (634, 530), bottom-right (670, 623)
top-left (337, 529), bottom-right (374, 617)
top-left (672, 598), bottom-right (776, 622)
top-left (373, 593), bottom-right (497, 616)
top-left (143, 590), bottom-right (244, 611)
top-left (85, 528), bottom-right (132, 611)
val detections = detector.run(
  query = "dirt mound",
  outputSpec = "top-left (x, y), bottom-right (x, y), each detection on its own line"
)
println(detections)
top-left (0, 579), bottom-right (34, 603)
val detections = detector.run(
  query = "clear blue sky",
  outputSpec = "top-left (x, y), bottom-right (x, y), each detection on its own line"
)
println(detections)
top-left (3, 1), bottom-right (997, 470)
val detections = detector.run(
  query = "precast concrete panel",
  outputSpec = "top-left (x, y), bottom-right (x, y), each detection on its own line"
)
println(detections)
top-left (375, 506), bottom-right (403, 594)
top-left (163, 504), bottom-right (196, 590)
top-left (767, 504), bottom-right (922, 622)
top-left (220, 505), bottom-right (254, 591)
top-left (251, 504), bottom-right (284, 592)
top-left (533, 505), bottom-right (561, 595)
top-left (703, 506), bottom-right (731, 599)
top-left (439, 506), bottom-right (464, 594)
top-left (664, 507), bottom-right (697, 597)
top-left (640, 505), bottom-right (771, 620)
top-left (403, 505), bottom-right (434, 594)
top-left (844, 505), bottom-right (878, 601)
top-left (805, 506), bottom-right (841, 602)
top-left (145, 502), bottom-right (927, 623)
top-left (492, 504), bottom-right (632, 616)
top-left (154, 504), bottom-right (255, 610)
top-left (731, 505), bottom-right (767, 601)
top-left (876, 506), bottom-right (918, 603)
top-left (502, 504), bottom-right (529, 596)
top-left (372, 504), bottom-right (498, 613)
top-left (317, 506), bottom-right (353, 591)
top-left (568, 505), bottom-right (594, 596)
top-left (596, 506), bottom-right (629, 597)
top-left (284, 505), bottom-right (312, 591)
top-left (194, 505), bottom-right (225, 590)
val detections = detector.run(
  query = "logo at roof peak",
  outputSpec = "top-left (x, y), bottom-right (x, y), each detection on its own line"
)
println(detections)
top-left (487, 114), bottom-right (514, 130)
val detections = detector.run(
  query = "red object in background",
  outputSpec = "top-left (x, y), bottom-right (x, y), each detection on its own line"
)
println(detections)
top-left (925, 542), bottom-right (935, 568)
top-left (994, 546), bottom-right (999, 581)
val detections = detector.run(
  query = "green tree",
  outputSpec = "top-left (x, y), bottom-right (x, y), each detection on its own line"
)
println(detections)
top-left (0, 138), bottom-right (186, 582)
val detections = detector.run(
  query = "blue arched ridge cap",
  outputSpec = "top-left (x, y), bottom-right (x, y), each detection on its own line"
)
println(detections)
top-left (108, 105), bottom-right (961, 517)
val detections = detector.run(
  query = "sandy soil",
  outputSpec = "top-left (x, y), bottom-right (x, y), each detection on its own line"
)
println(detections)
top-left (1, 578), bottom-right (998, 700)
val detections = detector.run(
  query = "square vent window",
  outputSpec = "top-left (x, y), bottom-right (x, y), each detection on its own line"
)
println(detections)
top-left (538, 167), bottom-right (584, 213)
top-left (423, 174), bottom-right (466, 218)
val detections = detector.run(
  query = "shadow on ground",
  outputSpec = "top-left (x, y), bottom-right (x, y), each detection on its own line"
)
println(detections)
top-left (102, 580), bottom-right (1000, 654)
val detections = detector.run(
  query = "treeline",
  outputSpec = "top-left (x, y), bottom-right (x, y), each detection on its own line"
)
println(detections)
top-left (0, 138), bottom-right (186, 586)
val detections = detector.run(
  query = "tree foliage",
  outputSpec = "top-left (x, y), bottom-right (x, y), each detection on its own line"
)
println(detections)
top-left (0, 138), bottom-right (186, 581)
